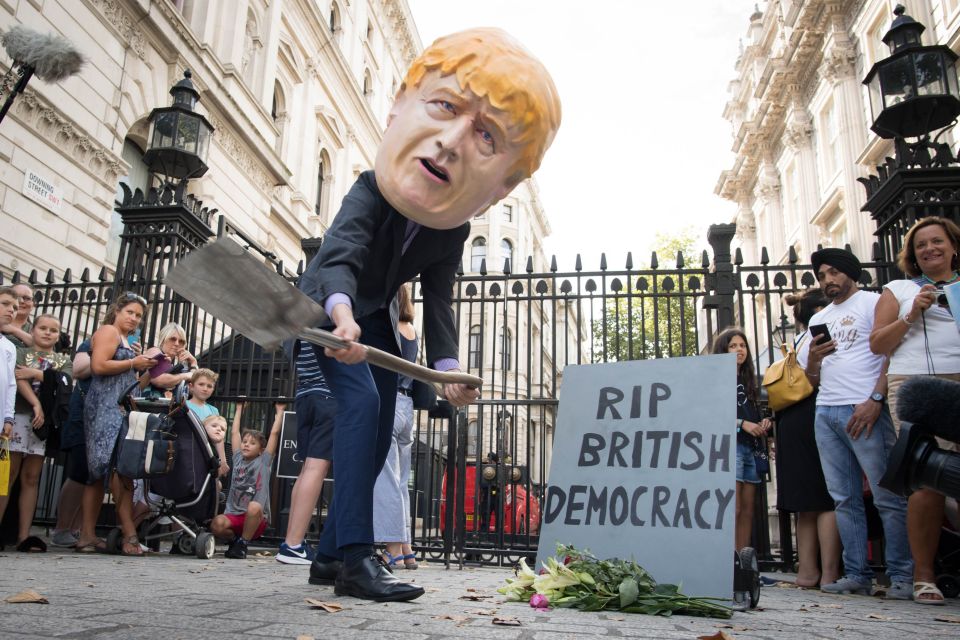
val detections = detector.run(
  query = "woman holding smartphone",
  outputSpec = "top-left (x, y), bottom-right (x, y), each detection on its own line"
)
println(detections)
top-left (77, 292), bottom-right (157, 555)
top-left (869, 216), bottom-right (960, 605)
top-left (141, 322), bottom-right (198, 399)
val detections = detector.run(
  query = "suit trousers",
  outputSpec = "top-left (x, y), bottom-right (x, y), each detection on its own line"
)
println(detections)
top-left (312, 309), bottom-right (399, 557)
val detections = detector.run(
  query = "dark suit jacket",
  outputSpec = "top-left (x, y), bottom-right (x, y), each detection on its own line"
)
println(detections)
top-left (298, 171), bottom-right (469, 366)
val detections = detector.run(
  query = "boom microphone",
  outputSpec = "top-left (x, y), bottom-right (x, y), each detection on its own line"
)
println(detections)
top-left (896, 376), bottom-right (960, 442)
top-left (1, 25), bottom-right (84, 82)
top-left (0, 24), bottom-right (85, 125)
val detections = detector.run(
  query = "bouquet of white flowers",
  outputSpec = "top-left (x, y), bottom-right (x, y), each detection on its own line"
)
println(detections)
top-left (498, 544), bottom-right (732, 619)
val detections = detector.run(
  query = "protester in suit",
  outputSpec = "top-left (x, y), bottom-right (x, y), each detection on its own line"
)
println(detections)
top-left (299, 27), bottom-right (560, 602)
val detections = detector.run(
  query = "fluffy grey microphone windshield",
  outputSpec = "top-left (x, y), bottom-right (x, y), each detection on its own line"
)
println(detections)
top-left (2, 25), bottom-right (84, 83)
top-left (897, 375), bottom-right (960, 442)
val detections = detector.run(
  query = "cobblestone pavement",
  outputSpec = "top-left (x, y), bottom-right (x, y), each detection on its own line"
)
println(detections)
top-left (1, 547), bottom-right (959, 639)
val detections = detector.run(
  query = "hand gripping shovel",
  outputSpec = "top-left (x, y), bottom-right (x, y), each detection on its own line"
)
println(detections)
top-left (164, 237), bottom-right (481, 393)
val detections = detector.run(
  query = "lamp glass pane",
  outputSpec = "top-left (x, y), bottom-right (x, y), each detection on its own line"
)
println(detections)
top-left (946, 57), bottom-right (960, 98)
top-left (197, 124), bottom-right (210, 161)
top-left (915, 51), bottom-right (947, 96)
top-left (176, 114), bottom-right (200, 153)
top-left (879, 56), bottom-right (914, 107)
top-left (152, 111), bottom-right (176, 149)
top-left (867, 75), bottom-right (884, 122)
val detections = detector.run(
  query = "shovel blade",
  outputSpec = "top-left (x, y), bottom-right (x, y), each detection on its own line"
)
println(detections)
top-left (165, 238), bottom-right (327, 351)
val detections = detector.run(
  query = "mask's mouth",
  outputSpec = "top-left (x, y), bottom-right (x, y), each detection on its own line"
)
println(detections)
top-left (421, 158), bottom-right (449, 182)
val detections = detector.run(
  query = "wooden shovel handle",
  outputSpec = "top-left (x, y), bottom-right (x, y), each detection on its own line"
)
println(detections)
top-left (299, 327), bottom-right (482, 390)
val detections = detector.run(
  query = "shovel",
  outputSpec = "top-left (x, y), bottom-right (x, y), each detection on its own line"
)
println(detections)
top-left (164, 237), bottom-right (482, 392)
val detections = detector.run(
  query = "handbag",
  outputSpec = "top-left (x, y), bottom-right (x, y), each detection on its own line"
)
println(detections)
top-left (753, 438), bottom-right (770, 476)
top-left (761, 338), bottom-right (814, 412)
top-left (0, 437), bottom-right (9, 496)
top-left (115, 411), bottom-right (177, 479)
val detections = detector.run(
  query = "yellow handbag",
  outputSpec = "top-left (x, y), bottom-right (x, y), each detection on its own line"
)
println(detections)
top-left (762, 340), bottom-right (814, 412)
top-left (0, 436), bottom-right (10, 496)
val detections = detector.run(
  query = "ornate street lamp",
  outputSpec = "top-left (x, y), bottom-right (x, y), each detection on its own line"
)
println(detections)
top-left (863, 4), bottom-right (960, 139)
top-left (142, 69), bottom-right (214, 180)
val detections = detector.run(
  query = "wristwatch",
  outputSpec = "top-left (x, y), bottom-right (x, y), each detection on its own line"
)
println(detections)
top-left (869, 392), bottom-right (885, 403)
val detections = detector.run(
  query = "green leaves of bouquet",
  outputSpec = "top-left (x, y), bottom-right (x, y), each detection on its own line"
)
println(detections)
top-left (498, 544), bottom-right (732, 619)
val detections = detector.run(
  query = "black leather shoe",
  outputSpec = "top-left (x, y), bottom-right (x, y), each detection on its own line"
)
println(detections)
top-left (334, 555), bottom-right (425, 602)
top-left (308, 557), bottom-right (343, 586)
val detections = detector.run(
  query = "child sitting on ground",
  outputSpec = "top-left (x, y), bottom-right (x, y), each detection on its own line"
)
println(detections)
top-left (210, 401), bottom-right (283, 559)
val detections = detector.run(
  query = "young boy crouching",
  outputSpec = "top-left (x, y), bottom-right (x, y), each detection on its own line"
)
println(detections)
top-left (209, 402), bottom-right (283, 559)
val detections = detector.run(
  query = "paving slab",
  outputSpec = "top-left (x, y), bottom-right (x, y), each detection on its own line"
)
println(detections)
top-left (1, 549), bottom-right (958, 639)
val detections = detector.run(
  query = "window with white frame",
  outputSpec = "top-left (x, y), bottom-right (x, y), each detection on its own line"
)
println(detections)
top-left (502, 203), bottom-right (513, 222)
top-left (499, 328), bottom-right (512, 370)
top-left (111, 138), bottom-right (150, 265)
top-left (468, 325), bottom-right (482, 369)
top-left (501, 238), bottom-right (514, 271)
top-left (819, 100), bottom-right (841, 178)
top-left (471, 237), bottom-right (487, 272)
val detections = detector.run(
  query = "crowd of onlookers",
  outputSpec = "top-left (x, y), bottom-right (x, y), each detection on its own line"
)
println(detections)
top-left (2, 217), bottom-right (959, 607)
top-left (716, 216), bottom-right (960, 605)
top-left (0, 281), bottom-right (421, 569)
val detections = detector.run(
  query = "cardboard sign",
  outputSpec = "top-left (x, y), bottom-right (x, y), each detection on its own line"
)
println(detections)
top-left (537, 354), bottom-right (736, 599)
top-left (276, 410), bottom-right (301, 479)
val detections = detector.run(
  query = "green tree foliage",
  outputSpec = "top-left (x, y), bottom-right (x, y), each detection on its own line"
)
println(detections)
top-left (592, 229), bottom-right (703, 362)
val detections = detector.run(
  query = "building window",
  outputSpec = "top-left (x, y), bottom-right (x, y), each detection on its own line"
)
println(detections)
top-left (499, 328), bottom-right (512, 371)
top-left (471, 237), bottom-right (487, 272)
top-left (329, 2), bottom-right (341, 35)
top-left (468, 325), bottom-right (482, 369)
top-left (111, 138), bottom-right (150, 266)
top-left (363, 69), bottom-right (373, 98)
top-left (500, 239), bottom-right (513, 271)
top-left (502, 203), bottom-right (513, 222)
top-left (315, 150), bottom-right (331, 217)
top-left (467, 420), bottom-right (478, 456)
top-left (366, 20), bottom-right (374, 43)
top-left (819, 100), bottom-right (841, 179)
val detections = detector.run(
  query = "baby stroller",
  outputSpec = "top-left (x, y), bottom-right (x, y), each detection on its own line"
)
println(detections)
top-left (106, 381), bottom-right (221, 558)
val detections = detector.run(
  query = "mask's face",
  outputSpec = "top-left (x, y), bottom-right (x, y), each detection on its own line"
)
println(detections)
top-left (374, 72), bottom-right (524, 229)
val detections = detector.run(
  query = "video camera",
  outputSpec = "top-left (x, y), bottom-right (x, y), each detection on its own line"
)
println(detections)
top-left (880, 376), bottom-right (960, 499)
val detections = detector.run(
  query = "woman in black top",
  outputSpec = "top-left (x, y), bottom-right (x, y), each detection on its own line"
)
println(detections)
top-left (713, 327), bottom-right (771, 551)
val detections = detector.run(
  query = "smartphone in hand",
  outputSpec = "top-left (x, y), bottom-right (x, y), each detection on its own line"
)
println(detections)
top-left (129, 327), bottom-right (142, 347)
top-left (809, 323), bottom-right (835, 352)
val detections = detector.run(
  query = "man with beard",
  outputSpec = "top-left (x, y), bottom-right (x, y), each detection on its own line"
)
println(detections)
top-left (797, 248), bottom-right (912, 599)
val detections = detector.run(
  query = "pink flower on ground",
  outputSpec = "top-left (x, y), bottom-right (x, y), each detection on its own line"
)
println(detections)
top-left (530, 593), bottom-right (550, 610)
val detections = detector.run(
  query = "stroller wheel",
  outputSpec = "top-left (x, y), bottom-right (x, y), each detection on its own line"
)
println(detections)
top-left (105, 528), bottom-right (124, 555)
top-left (195, 532), bottom-right (215, 560)
top-left (937, 574), bottom-right (960, 599)
top-left (734, 547), bottom-right (760, 609)
top-left (177, 533), bottom-right (196, 556)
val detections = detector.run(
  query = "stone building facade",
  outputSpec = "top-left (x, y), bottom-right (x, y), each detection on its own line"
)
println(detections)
top-left (716, 0), bottom-right (960, 267)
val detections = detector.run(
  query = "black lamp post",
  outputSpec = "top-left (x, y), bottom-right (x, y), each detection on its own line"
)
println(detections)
top-left (857, 5), bottom-right (960, 277)
top-left (114, 68), bottom-right (217, 306)
top-left (862, 5), bottom-right (960, 139)
top-left (142, 69), bottom-right (214, 181)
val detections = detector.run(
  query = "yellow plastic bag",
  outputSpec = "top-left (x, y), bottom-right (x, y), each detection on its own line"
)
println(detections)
top-left (0, 437), bottom-right (10, 496)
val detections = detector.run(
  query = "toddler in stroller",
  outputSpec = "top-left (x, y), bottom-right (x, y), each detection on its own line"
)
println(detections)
top-left (109, 382), bottom-right (221, 558)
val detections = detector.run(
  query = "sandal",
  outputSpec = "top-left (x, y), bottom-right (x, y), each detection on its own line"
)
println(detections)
top-left (382, 551), bottom-right (402, 568)
top-left (120, 535), bottom-right (145, 557)
top-left (16, 536), bottom-right (47, 553)
top-left (913, 581), bottom-right (945, 605)
top-left (75, 538), bottom-right (108, 554)
top-left (402, 553), bottom-right (418, 570)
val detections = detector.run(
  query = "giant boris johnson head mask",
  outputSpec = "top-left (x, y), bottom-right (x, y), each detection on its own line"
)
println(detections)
top-left (374, 28), bottom-right (561, 230)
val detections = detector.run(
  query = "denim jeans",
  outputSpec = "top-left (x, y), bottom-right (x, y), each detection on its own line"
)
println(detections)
top-left (814, 404), bottom-right (913, 583)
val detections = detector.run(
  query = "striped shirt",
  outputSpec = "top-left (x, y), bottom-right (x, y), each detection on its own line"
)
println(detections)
top-left (295, 340), bottom-right (333, 399)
